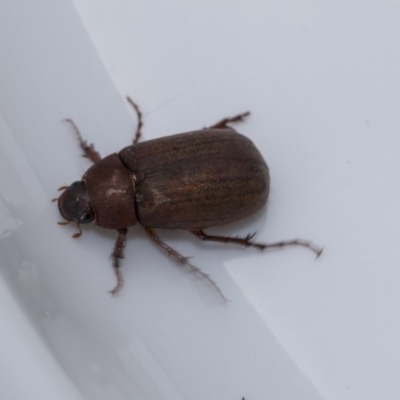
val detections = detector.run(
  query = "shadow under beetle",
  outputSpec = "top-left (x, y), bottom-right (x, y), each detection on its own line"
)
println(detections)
top-left (54, 97), bottom-right (322, 300)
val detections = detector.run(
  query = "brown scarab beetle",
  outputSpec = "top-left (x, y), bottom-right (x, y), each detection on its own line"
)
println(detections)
top-left (55, 98), bottom-right (322, 300)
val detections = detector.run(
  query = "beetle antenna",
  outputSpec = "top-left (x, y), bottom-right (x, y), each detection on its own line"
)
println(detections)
top-left (57, 220), bottom-right (83, 239)
top-left (72, 223), bottom-right (82, 238)
top-left (52, 186), bottom-right (68, 202)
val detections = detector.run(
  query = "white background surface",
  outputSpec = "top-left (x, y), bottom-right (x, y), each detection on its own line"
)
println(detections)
top-left (1, 0), bottom-right (400, 399)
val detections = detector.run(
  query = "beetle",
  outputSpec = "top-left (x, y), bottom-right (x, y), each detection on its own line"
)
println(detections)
top-left (55, 97), bottom-right (322, 300)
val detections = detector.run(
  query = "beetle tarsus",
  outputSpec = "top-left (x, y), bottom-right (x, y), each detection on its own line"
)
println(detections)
top-left (209, 111), bottom-right (251, 129)
top-left (257, 239), bottom-right (323, 258)
top-left (109, 272), bottom-right (123, 296)
top-left (191, 229), bottom-right (323, 257)
top-left (126, 97), bottom-right (144, 144)
top-left (109, 228), bottom-right (128, 295)
top-left (144, 226), bottom-right (228, 302)
top-left (63, 119), bottom-right (101, 163)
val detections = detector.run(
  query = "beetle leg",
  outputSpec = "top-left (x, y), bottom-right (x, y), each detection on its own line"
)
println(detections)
top-left (208, 111), bottom-right (250, 129)
top-left (191, 229), bottom-right (323, 258)
top-left (126, 97), bottom-right (144, 144)
top-left (63, 119), bottom-right (101, 163)
top-left (109, 228), bottom-right (128, 296)
top-left (143, 226), bottom-right (227, 302)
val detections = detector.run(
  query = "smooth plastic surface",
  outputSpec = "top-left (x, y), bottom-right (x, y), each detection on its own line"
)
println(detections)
top-left (1, 1), bottom-right (400, 400)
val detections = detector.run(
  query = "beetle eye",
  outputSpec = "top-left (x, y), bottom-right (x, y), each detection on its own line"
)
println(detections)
top-left (78, 210), bottom-right (94, 224)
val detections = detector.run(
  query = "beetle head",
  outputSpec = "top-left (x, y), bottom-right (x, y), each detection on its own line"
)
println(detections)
top-left (58, 181), bottom-right (95, 224)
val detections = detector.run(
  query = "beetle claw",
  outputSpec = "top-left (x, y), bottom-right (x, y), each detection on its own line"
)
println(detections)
top-left (315, 247), bottom-right (324, 259)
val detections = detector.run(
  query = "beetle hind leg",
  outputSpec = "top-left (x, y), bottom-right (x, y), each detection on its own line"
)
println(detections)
top-left (208, 111), bottom-right (250, 129)
top-left (109, 228), bottom-right (128, 296)
top-left (63, 119), bottom-right (101, 163)
top-left (191, 229), bottom-right (323, 258)
top-left (143, 226), bottom-right (227, 302)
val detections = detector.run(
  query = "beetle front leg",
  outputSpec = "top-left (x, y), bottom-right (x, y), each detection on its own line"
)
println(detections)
top-left (191, 229), bottom-right (323, 258)
top-left (109, 228), bottom-right (128, 296)
top-left (208, 111), bottom-right (250, 129)
top-left (63, 119), bottom-right (102, 163)
top-left (143, 226), bottom-right (227, 301)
